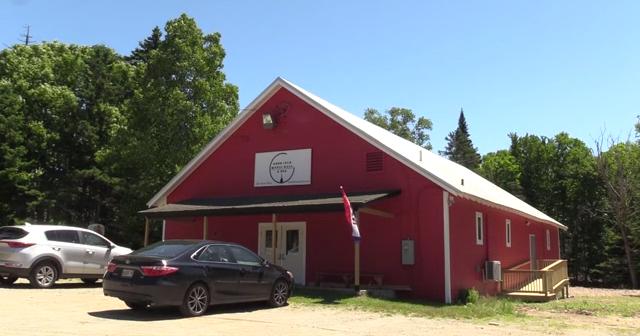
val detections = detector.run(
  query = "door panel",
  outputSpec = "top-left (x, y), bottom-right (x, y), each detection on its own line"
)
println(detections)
top-left (228, 245), bottom-right (270, 299)
top-left (44, 230), bottom-right (85, 274)
top-left (259, 227), bottom-right (279, 264)
top-left (258, 222), bottom-right (305, 285)
top-left (529, 235), bottom-right (537, 270)
top-left (196, 244), bottom-right (239, 301)
top-left (280, 226), bottom-right (304, 284)
top-left (80, 231), bottom-right (114, 275)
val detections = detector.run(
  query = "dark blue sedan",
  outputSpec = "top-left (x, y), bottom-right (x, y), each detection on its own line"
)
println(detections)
top-left (102, 239), bottom-right (294, 317)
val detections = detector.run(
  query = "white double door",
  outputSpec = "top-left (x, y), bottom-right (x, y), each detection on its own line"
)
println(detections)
top-left (258, 221), bottom-right (306, 285)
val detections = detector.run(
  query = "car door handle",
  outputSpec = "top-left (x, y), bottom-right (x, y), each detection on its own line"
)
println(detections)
top-left (86, 250), bottom-right (94, 254)
top-left (239, 268), bottom-right (246, 276)
top-left (51, 247), bottom-right (61, 251)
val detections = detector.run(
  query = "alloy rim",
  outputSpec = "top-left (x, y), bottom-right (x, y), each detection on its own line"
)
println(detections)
top-left (36, 266), bottom-right (55, 286)
top-left (188, 287), bottom-right (208, 314)
top-left (273, 282), bottom-right (288, 305)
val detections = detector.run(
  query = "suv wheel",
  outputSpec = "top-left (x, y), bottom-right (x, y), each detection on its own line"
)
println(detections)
top-left (81, 278), bottom-right (98, 285)
top-left (0, 276), bottom-right (18, 285)
top-left (29, 261), bottom-right (58, 289)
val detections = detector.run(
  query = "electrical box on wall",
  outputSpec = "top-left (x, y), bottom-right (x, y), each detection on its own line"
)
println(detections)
top-left (401, 239), bottom-right (415, 265)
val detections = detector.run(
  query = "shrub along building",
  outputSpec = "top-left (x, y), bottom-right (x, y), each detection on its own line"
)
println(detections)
top-left (140, 77), bottom-right (570, 303)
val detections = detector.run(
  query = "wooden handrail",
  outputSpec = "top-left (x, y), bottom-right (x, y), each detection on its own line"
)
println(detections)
top-left (541, 259), bottom-right (564, 271)
top-left (501, 259), bottom-right (568, 295)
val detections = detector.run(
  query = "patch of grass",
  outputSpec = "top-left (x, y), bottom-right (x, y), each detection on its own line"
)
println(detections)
top-left (289, 286), bottom-right (525, 320)
top-left (517, 296), bottom-right (639, 317)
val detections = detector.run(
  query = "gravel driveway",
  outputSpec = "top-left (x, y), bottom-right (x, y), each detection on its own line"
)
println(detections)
top-left (0, 280), bottom-right (638, 336)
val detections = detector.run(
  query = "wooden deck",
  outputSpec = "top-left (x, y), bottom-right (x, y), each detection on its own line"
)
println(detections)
top-left (501, 259), bottom-right (570, 302)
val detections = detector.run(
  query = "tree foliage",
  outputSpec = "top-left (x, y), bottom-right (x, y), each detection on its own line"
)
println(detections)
top-left (364, 107), bottom-right (433, 150)
top-left (0, 14), bottom-right (238, 249)
top-left (440, 109), bottom-right (482, 170)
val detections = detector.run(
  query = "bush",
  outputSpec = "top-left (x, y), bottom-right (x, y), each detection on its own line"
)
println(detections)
top-left (458, 287), bottom-right (480, 305)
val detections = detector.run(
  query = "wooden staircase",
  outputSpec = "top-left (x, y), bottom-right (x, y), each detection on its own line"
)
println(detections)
top-left (501, 259), bottom-right (570, 302)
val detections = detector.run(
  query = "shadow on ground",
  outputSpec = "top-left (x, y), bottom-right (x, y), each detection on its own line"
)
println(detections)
top-left (88, 302), bottom-right (281, 321)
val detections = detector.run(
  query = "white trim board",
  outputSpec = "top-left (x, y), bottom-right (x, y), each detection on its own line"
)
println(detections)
top-left (443, 191), bottom-right (452, 304)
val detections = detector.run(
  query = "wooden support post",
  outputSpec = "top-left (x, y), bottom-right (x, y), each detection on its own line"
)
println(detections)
top-left (144, 217), bottom-right (150, 247)
top-left (354, 210), bottom-right (361, 292)
top-left (203, 216), bottom-right (209, 240)
top-left (272, 213), bottom-right (277, 264)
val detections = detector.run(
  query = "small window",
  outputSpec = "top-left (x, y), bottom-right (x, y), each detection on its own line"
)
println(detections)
top-left (81, 231), bottom-right (110, 247)
top-left (46, 230), bottom-right (80, 244)
top-left (475, 212), bottom-right (483, 245)
top-left (229, 245), bottom-right (263, 266)
top-left (197, 245), bottom-right (231, 263)
top-left (506, 219), bottom-right (511, 247)
top-left (0, 227), bottom-right (29, 240)
top-left (546, 229), bottom-right (550, 250)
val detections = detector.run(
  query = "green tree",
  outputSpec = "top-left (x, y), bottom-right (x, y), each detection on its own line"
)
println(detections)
top-left (478, 150), bottom-right (524, 199)
top-left (107, 14), bottom-right (240, 247)
top-left (439, 109), bottom-right (481, 170)
top-left (507, 132), bottom-right (608, 285)
top-left (594, 137), bottom-right (640, 288)
top-left (124, 26), bottom-right (163, 65)
top-left (0, 42), bottom-right (134, 229)
top-left (364, 107), bottom-right (433, 150)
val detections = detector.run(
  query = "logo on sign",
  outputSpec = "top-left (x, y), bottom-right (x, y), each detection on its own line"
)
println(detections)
top-left (269, 153), bottom-right (296, 184)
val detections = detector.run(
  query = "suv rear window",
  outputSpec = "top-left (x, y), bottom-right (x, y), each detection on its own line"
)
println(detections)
top-left (0, 227), bottom-right (29, 240)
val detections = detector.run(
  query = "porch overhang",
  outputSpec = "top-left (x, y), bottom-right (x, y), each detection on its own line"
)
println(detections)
top-left (138, 189), bottom-right (401, 219)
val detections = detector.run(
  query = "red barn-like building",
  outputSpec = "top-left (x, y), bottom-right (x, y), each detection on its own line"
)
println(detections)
top-left (140, 77), bottom-right (569, 303)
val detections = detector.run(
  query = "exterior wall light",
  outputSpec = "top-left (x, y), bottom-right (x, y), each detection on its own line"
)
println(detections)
top-left (262, 113), bottom-right (276, 129)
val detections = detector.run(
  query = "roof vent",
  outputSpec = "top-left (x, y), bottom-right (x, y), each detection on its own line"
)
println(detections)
top-left (461, 178), bottom-right (465, 186)
top-left (366, 152), bottom-right (384, 172)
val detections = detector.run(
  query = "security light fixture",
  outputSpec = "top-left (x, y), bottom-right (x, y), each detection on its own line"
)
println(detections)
top-left (262, 113), bottom-right (276, 129)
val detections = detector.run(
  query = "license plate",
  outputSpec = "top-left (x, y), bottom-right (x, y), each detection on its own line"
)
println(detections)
top-left (121, 269), bottom-right (134, 278)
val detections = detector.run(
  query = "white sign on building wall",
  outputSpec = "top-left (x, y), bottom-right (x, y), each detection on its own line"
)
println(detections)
top-left (254, 148), bottom-right (312, 187)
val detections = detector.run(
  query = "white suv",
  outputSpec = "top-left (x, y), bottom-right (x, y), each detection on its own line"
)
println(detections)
top-left (0, 223), bottom-right (132, 288)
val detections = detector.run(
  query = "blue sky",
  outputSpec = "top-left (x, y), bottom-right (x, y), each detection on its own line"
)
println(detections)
top-left (2, 0), bottom-right (639, 155)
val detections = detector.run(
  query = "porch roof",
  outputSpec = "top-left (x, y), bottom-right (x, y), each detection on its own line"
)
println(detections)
top-left (138, 189), bottom-right (401, 219)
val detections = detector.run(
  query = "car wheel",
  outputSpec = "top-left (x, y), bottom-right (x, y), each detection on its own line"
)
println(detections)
top-left (267, 279), bottom-right (290, 308)
top-left (80, 278), bottom-right (98, 285)
top-left (28, 261), bottom-right (58, 289)
top-left (178, 283), bottom-right (210, 317)
top-left (0, 276), bottom-right (18, 285)
top-left (125, 301), bottom-right (148, 310)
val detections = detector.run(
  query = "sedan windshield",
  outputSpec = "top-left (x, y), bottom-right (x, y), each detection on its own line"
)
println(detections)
top-left (130, 241), bottom-right (196, 259)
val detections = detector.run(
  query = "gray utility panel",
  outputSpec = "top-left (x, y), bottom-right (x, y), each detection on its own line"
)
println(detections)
top-left (401, 239), bottom-right (415, 265)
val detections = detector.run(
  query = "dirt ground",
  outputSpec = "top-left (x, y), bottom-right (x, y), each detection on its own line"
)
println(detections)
top-left (0, 280), bottom-right (638, 336)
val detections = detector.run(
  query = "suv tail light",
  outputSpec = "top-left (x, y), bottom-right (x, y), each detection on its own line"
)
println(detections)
top-left (3, 241), bottom-right (36, 248)
top-left (140, 266), bottom-right (179, 276)
top-left (107, 262), bottom-right (116, 272)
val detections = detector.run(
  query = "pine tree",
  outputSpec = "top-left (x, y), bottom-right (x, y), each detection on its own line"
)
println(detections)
top-left (124, 26), bottom-right (163, 65)
top-left (439, 108), bottom-right (482, 170)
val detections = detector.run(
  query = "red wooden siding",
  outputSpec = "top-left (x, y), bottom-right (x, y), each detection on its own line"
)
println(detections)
top-left (164, 87), bottom-right (446, 301)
